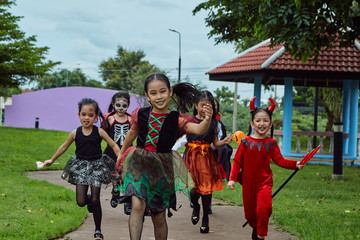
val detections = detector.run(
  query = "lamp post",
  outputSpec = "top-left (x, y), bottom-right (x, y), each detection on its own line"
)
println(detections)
top-left (169, 29), bottom-right (181, 83)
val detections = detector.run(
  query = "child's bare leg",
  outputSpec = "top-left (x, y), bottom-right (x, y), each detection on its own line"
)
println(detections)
top-left (129, 196), bottom-right (146, 240)
top-left (151, 211), bottom-right (168, 240)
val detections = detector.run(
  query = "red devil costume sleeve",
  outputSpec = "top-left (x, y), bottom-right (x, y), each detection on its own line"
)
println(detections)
top-left (229, 136), bottom-right (297, 237)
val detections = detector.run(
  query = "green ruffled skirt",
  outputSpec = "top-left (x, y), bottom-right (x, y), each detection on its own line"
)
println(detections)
top-left (117, 146), bottom-right (193, 214)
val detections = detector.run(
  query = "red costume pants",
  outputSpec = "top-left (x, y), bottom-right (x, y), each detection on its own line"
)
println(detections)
top-left (243, 184), bottom-right (272, 237)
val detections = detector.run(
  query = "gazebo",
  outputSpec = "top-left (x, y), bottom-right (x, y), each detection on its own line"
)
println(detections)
top-left (207, 39), bottom-right (360, 160)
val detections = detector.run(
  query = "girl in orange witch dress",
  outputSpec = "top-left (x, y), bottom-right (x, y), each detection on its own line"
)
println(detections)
top-left (183, 90), bottom-right (232, 234)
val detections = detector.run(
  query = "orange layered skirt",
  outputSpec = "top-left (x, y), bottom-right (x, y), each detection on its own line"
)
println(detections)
top-left (184, 140), bottom-right (224, 195)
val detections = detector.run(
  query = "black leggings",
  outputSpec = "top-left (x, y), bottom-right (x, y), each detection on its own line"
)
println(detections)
top-left (76, 185), bottom-right (102, 231)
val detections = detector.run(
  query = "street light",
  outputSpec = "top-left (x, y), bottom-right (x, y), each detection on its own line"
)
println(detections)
top-left (169, 29), bottom-right (181, 83)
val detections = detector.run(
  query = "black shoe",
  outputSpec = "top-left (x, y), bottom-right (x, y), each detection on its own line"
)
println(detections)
top-left (191, 203), bottom-right (200, 225)
top-left (110, 198), bottom-right (118, 208)
top-left (252, 227), bottom-right (258, 240)
top-left (200, 218), bottom-right (209, 234)
top-left (110, 191), bottom-right (120, 208)
top-left (87, 194), bottom-right (94, 213)
top-left (144, 207), bottom-right (151, 216)
top-left (94, 230), bottom-right (103, 240)
top-left (124, 202), bottom-right (132, 215)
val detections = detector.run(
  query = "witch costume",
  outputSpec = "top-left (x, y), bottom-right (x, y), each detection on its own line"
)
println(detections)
top-left (115, 106), bottom-right (195, 215)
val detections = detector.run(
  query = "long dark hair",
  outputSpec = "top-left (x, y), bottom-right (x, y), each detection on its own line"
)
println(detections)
top-left (144, 73), bottom-right (200, 112)
top-left (78, 98), bottom-right (105, 128)
top-left (107, 91), bottom-right (130, 113)
top-left (193, 90), bottom-right (216, 119)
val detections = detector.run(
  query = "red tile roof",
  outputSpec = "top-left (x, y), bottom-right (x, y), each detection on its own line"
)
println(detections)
top-left (207, 39), bottom-right (360, 74)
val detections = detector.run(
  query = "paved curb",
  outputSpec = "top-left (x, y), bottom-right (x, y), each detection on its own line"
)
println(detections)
top-left (27, 171), bottom-right (298, 240)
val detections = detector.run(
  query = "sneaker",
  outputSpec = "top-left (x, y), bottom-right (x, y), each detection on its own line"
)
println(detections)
top-left (87, 194), bottom-right (94, 213)
top-left (94, 230), bottom-right (103, 240)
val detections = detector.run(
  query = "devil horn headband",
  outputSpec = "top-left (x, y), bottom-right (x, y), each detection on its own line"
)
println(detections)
top-left (249, 96), bottom-right (276, 112)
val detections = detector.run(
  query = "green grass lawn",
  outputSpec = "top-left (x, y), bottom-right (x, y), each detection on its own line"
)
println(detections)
top-left (1, 127), bottom-right (360, 239)
top-left (213, 163), bottom-right (360, 240)
top-left (0, 127), bottom-right (87, 240)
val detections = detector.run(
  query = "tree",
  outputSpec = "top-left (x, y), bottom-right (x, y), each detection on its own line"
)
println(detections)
top-left (35, 68), bottom-right (103, 89)
top-left (319, 87), bottom-right (342, 131)
top-left (193, 0), bottom-right (360, 62)
top-left (214, 86), bottom-right (234, 105)
top-left (99, 46), bottom-right (165, 96)
top-left (0, 0), bottom-right (59, 88)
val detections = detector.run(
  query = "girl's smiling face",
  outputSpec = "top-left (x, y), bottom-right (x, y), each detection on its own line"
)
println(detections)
top-left (145, 79), bottom-right (173, 114)
top-left (250, 110), bottom-right (272, 138)
top-left (78, 104), bottom-right (98, 128)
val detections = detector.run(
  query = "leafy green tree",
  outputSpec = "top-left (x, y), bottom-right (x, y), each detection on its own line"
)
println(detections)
top-left (0, 86), bottom-right (21, 98)
top-left (0, 0), bottom-right (59, 88)
top-left (99, 46), bottom-right (164, 96)
top-left (35, 69), bottom-right (103, 89)
top-left (214, 86), bottom-right (234, 105)
top-left (319, 87), bottom-right (342, 131)
top-left (193, 0), bottom-right (360, 62)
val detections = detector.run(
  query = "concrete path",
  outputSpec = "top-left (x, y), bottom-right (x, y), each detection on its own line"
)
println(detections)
top-left (27, 171), bottom-right (298, 240)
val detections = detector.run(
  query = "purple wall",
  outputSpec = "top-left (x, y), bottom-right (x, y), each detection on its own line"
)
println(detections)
top-left (4, 87), bottom-right (146, 132)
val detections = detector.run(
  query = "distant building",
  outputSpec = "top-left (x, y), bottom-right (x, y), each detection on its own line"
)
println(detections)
top-left (1, 96), bottom-right (12, 125)
top-left (4, 86), bottom-right (146, 131)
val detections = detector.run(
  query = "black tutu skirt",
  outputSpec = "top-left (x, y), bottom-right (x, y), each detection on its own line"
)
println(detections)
top-left (61, 154), bottom-right (115, 188)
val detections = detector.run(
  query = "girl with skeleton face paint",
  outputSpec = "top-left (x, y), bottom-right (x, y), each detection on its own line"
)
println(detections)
top-left (103, 91), bottom-right (133, 213)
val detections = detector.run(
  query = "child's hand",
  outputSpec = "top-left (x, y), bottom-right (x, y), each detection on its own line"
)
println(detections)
top-left (223, 135), bottom-right (232, 144)
top-left (296, 161), bottom-right (305, 170)
top-left (203, 103), bottom-right (213, 120)
top-left (227, 180), bottom-right (236, 190)
top-left (43, 160), bottom-right (54, 167)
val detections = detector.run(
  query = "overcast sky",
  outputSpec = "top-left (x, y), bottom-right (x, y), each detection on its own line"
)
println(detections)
top-left (11, 0), bottom-right (283, 101)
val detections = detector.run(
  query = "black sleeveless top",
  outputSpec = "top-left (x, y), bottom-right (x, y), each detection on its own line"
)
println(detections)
top-left (186, 117), bottom-right (217, 143)
top-left (75, 126), bottom-right (102, 160)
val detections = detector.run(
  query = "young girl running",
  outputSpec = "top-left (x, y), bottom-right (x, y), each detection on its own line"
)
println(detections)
top-left (227, 97), bottom-right (305, 240)
top-left (183, 91), bottom-right (232, 234)
top-left (115, 73), bottom-right (213, 240)
top-left (103, 91), bottom-right (132, 213)
top-left (44, 98), bottom-right (121, 240)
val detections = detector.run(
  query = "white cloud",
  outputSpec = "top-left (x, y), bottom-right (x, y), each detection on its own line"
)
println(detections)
top-left (11, 0), bottom-right (283, 100)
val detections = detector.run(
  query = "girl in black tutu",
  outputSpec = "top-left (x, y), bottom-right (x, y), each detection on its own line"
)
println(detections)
top-left (44, 98), bottom-right (121, 240)
top-left (115, 73), bottom-right (213, 240)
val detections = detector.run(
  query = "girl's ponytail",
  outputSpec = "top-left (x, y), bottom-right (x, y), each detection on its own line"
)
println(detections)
top-left (172, 82), bottom-right (200, 113)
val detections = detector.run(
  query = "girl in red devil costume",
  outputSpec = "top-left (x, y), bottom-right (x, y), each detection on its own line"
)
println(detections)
top-left (227, 97), bottom-right (305, 240)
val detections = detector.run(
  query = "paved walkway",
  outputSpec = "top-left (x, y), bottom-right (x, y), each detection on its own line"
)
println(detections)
top-left (27, 171), bottom-right (298, 240)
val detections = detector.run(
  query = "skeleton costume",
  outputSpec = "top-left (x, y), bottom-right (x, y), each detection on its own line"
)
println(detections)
top-left (229, 98), bottom-right (298, 238)
top-left (104, 112), bottom-right (131, 161)
top-left (115, 106), bottom-right (196, 215)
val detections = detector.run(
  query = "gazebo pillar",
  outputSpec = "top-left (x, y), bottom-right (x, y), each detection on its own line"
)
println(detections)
top-left (254, 76), bottom-right (262, 105)
top-left (282, 77), bottom-right (293, 155)
top-left (342, 80), bottom-right (351, 154)
top-left (348, 80), bottom-right (359, 159)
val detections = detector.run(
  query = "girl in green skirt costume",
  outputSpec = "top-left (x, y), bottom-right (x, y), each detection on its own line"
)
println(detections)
top-left (115, 73), bottom-right (213, 240)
